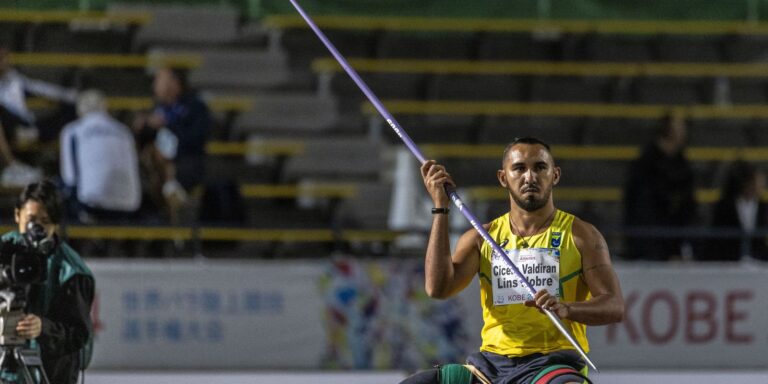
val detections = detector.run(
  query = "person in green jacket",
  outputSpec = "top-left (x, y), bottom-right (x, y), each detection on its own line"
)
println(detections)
top-left (1, 180), bottom-right (94, 384)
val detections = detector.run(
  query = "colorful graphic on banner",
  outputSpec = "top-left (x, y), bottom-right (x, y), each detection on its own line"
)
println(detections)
top-left (319, 259), bottom-right (471, 370)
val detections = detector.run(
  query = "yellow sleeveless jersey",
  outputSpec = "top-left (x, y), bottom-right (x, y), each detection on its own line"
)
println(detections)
top-left (478, 209), bottom-right (590, 357)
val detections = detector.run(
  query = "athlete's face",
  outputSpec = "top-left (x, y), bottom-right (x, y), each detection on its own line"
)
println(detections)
top-left (497, 144), bottom-right (560, 212)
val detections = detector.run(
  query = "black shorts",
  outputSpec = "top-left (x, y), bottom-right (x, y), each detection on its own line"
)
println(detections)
top-left (466, 350), bottom-right (586, 384)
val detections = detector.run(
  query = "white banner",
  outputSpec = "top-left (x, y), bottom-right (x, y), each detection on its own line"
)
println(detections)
top-left (89, 260), bottom-right (325, 369)
top-left (87, 260), bottom-right (768, 370)
top-left (588, 264), bottom-right (768, 369)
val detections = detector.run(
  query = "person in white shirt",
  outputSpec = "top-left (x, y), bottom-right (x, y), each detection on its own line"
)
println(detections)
top-left (0, 46), bottom-right (77, 186)
top-left (60, 90), bottom-right (141, 223)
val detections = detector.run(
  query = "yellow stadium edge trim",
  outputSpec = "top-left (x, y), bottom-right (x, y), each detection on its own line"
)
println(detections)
top-left (67, 226), bottom-right (192, 240)
top-left (239, 183), bottom-right (358, 199)
top-left (199, 228), bottom-right (335, 241)
top-left (207, 140), bottom-right (305, 156)
top-left (0, 224), bottom-right (394, 242)
top-left (233, 183), bottom-right (768, 203)
top-left (28, 96), bottom-right (254, 112)
top-left (265, 15), bottom-right (768, 35)
top-left (204, 142), bottom-right (768, 162)
top-left (28, 96), bottom-right (768, 119)
top-left (8, 140), bottom-right (767, 163)
top-left (9, 53), bottom-right (201, 69)
top-left (421, 145), bottom-right (768, 161)
top-left (0, 226), bottom-right (403, 242)
top-left (0, 181), bottom-right (757, 203)
top-left (468, 187), bottom-right (768, 203)
top-left (0, 9), bottom-right (151, 24)
top-left (313, 58), bottom-right (768, 78)
top-left (363, 100), bottom-right (768, 119)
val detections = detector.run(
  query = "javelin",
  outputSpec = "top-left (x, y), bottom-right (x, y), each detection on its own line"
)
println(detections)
top-left (288, 0), bottom-right (597, 372)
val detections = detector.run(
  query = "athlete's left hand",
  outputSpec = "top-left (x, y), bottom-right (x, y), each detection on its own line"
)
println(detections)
top-left (525, 289), bottom-right (570, 319)
top-left (16, 314), bottom-right (42, 339)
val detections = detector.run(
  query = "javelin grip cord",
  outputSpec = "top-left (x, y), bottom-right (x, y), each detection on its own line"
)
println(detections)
top-left (287, 0), bottom-right (597, 372)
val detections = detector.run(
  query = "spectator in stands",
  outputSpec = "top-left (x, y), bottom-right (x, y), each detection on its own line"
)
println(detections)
top-left (133, 67), bottom-right (210, 223)
top-left (1, 180), bottom-right (94, 384)
top-left (698, 160), bottom-right (768, 261)
top-left (0, 45), bottom-right (77, 187)
top-left (60, 90), bottom-right (141, 223)
top-left (623, 112), bottom-right (697, 261)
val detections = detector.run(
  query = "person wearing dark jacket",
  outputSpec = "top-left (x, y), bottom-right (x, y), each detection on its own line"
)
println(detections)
top-left (133, 67), bottom-right (210, 207)
top-left (1, 180), bottom-right (94, 384)
top-left (623, 113), bottom-right (698, 261)
top-left (699, 161), bottom-right (768, 261)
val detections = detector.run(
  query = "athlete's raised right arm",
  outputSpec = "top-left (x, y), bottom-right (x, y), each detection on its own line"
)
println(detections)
top-left (421, 160), bottom-right (481, 299)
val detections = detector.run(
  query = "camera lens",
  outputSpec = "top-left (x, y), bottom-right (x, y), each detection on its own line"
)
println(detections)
top-left (26, 222), bottom-right (45, 237)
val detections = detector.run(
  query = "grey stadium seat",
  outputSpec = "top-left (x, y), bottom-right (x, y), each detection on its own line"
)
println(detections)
top-left (427, 75), bottom-right (526, 101)
top-left (332, 73), bottom-right (428, 101)
top-left (108, 3), bottom-right (238, 47)
top-left (281, 136), bottom-right (382, 182)
top-left (655, 35), bottom-right (723, 63)
top-left (632, 77), bottom-right (711, 105)
top-left (686, 119), bottom-right (750, 147)
top-left (231, 92), bottom-right (339, 137)
top-left (334, 182), bottom-right (393, 229)
top-left (728, 78), bottom-right (768, 104)
top-left (581, 118), bottom-right (660, 146)
top-left (280, 29), bottom-right (377, 68)
top-left (31, 24), bottom-right (132, 53)
top-left (723, 35), bottom-right (768, 62)
top-left (529, 76), bottom-right (612, 103)
top-left (557, 159), bottom-right (627, 188)
top-left (376, 31), bottom-right (476, 60)
top-left (477, 32), bottom-right (561, 61)
top-left (580, 34), bottom-right (653, 62)
top-left (480, 116), bottom-right (585, 145)
top-left (168, 49), bottom-right (292, 91)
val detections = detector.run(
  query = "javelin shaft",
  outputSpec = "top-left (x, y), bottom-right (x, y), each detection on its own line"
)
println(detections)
top-left (288, 2), bottom-right (425, 164)
top-left (288, 0), bottom-right (596, 371)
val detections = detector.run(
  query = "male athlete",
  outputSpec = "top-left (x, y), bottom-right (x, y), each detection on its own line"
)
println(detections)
top-left (401, 137), bottom-right (624, 384)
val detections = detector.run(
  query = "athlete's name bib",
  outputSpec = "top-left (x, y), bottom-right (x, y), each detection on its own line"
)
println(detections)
top-left (491, 248), bottom-right (560, 306)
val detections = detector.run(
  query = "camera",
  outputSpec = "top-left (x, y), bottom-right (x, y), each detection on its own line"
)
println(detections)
top-left (0, 222), bottom-right (51, 288)
top-left (0, 222), bottom-right (52, 346)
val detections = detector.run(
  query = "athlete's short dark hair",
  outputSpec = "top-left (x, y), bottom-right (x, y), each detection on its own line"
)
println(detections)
top-left (502, 137), bottom-right (553, 165)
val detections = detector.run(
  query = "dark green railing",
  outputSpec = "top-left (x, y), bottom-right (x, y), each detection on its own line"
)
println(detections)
top-left (6, 0), bottom-right (768, 21)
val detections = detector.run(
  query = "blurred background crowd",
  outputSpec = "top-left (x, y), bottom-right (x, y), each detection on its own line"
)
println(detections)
top-left (2, 0), bottom-right (768, 264)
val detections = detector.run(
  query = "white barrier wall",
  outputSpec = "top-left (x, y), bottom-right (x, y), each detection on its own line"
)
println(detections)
top-left (589, 265), bottom-right (768, 368)
top-left (89, 261), bottom-right (326, 369)
top-left (87, 260), bottom-right (768, 370)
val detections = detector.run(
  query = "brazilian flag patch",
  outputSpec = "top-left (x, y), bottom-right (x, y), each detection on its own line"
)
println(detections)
top-left (551, 232), bottom-right (562, 248)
